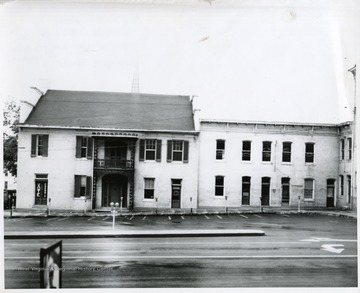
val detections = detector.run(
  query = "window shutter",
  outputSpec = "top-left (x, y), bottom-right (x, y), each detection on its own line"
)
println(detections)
top-left (87, 138), bottom-right (93, 159)
top-left (42, 135), bottom-right (49, 157)
top-left (86, 176), bottom-right (92, 198)
top-left (31, 135), bottom-right (37, 157)
top-left (167, 140), bottom-right (173, 162)
top-left (183, 140), bottom-right (189, 163)
top-left (139, 139), bottom-right (145, 161)
top-left (74, 175), bottom-right (81, 197)
top-left (75, 136), bottom-right (82, 158)
top-left (156, 140), bottom-right (162, 162)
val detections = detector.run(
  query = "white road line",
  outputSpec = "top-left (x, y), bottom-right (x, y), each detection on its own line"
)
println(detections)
top-left (102, 217), bottom-right (109, 221)
top-left (253, 214), bottom-right (262, 218)
top-left (129, 216), bottom-right (134, 221)
top-left (87, 217), bottom-right (95, 221)
top-left (46, 218), bottom-right (58, 222)
top-left (142, 216), bottom-right (146, 220)
top-left (168, 216), bottom-right (172, 220)
top-left (204, 215), bottom-right (210, 219)
top-left (282, 214), bottom-right (290, 217)
top-left (57, 218), bottom-right (68, 222)
top-left (239, 215), bottom-right (248, 219)
top-left (217, 215), bottom-right (222, 219)
top-left (181, 216), bottom-right (185, 220)
top-left (6, 255), bottom-right (357, 260)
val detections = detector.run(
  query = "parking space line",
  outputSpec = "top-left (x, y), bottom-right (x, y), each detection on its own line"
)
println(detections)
top-left (181, 216), bottom-right (185, 220)
top-left (217, 215), bottom-right (223, 219)
top-left (239, 214), bottom-right (248, 219)
top-left (129, 216), bottom-right (134, 221)
top-left (102, 217), bottom-right (109, 221)
top-left (143, 216), bottom-right (146, 220)
top-left (168, 216), bottom-right (172, 220)
top-left (253, 214), bottom-right (262, 218)
top-left (57, 217), bottom-right (68, 221)
top-left (87, 217), bottom-right (95, 221)
top-left (282, 214), bottom-right (290, 217)
top-left (46, 218), bottom-right (58, 222)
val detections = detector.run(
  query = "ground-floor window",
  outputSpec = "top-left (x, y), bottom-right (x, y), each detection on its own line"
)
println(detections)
top-left (261, 177), bottom-right (270, 206)
top-left (144, 178), bottom-right (155, 199)
top-left (215, 176), bottom-right (224, 196)
top-left (347, 175), bottom-right (351, 204)
top-left (304, 178), bottom-right (314, 200)
top-left (281, 178), bottom-right (290, 204)
top-left (74, 175), bottom-right (92, 198)
top-left (242, 176), bottom-right (250, 205)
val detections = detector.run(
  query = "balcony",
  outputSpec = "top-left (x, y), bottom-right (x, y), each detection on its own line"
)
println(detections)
top-left (94, 159), bottom-right (134, 170)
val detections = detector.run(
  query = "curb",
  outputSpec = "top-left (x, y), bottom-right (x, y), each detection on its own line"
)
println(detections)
top-left (4, 229), bottom-right (265, 239)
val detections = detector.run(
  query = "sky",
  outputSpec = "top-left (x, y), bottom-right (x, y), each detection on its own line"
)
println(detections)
top-left (0, 0), bottom-right (359, 124)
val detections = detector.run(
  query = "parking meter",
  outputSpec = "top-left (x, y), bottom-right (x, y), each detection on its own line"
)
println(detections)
top-left (110, 202), bottom-right (120, 230)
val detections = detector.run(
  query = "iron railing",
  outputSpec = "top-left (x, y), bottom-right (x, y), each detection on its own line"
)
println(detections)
top-left (94, 159), bottom-right (134, 169)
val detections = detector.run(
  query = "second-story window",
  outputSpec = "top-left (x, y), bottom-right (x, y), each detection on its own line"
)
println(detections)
top-left (76, 136), bottom-right (93, 159)
top-left (305, 142), bottom-right (315, 163)
top-left (31, 134), bottom-right (49, 157)
top-left (282, 142), bottom-right (292, 162)
top-left (167, 140), bottom-right (189, 163)
top-left (348, 138), bottom-right (352, 160)
top-left (242, 141), bottom-right (251, 161)
top-left (340, 139), bottom-right (345, 160)
top-left (340, 175), bottom-right (344, 196)
top-left (262, 141), bottom-right (271, 162)
top-left (216, 140), bottom-right (225, 160)
top-left (139, 139), bottom-right (162, 162)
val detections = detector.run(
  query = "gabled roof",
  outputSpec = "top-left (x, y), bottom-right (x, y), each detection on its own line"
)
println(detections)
top-left (23, 90), bottom-right (196, 132)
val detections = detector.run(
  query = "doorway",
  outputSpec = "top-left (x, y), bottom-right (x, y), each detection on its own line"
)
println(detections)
top-left (102, 174), bottom-right (128, 208)
top-left (171, 179), bottom-right (182, 208)
top-left (281, 178), bottom-right (290, 205)
top-left (35, 180), bottom-right (48, 205)
top-left (326, 179), bottom-right (335, 208)
top-left (261, 177), bottom-right (270, 206)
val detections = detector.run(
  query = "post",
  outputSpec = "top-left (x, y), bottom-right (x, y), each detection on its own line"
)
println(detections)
top-left (155, 197), bottom-right (158, 216)
top-left (225, 196), bottom-right (228, 214)
top-left (120, 197), bottom-right (123, 217)
top-left (190, 197), bottom-right (192, 216)
top-left (260, 197), bottom-right (262, 213)
top-left (48, 198), bottom-right (51, 216)
top-left (298, 195), bottom-right (301, 212)
top-left (110, 202), bottom-right (119, 230)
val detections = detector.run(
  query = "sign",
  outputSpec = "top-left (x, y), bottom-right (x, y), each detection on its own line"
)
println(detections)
top-left (40, 241), bottom-right (62, 289)
top-left (91, 131), bottom-right (139, 138)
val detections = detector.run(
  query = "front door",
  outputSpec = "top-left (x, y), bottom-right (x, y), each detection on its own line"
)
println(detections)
top-left (261, 177), bottom-right (270, 206)
top-left (35, 180), bottom-right (48, 205)
top-left (327, 179), bottom-right (335, 208)
top-left (171, 179), bottom-right (182, 208)
top-left (281, 178), bottom-right (290, 205)
top-left (102, 174), bottom-right (127, 208)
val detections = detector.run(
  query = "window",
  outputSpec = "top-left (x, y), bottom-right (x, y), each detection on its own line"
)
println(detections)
top-left (242, 141), bottom-right (251, 161)
top-left (139, 139), bottom-right (161, 162)
top-left (340, 139), bottom-right (345, 160)
top-left (216, 140), bottom-right (225, 160)
top-left (74, 175), bottom-right (92, 198)
top-left (281, 178), bottom-right (290, 204)
top-left (347, 175), bottom-right (351, 204)
top-left (348, 138), bottom-right (352, 160)
top-left (282, 142), bottom-right (292, 162)
top-left (305, 143), bottom-right (315, 163)
top-left (215, 176), bottom-right (224, 196)
top-left (4, 181), bottom-right (8, 190)
top-left (262, 141), bottom-right (272, 162)
top-left (76, 136), bottom-right (93, 159)
top-left (304, 179), bottom-right (314, 200)
top-left (31, 135), bottom-right (49, 157)
top-left (167, 140), bottom-right (189, 163)
top-left (144, 178), bottom-right (155, 199)
top-left (339, 175), bottom-right (344, 196)
top-left (242, 176), bottom-right (251, 205)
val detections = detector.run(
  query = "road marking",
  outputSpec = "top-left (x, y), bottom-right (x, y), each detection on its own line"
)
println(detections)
top-left (129, 216), bottom-right (134, 221)
top-left (6, 255), bottom-right (357, 260)
top-left (239, 215), bottom-right (248, 219)
top-left (142, 216), bottom-right (146, 220)
top-left (102, 217), bottom-right (109, 221)
top-left (168, 216), bottom-right (172, 220)
top-left (204, 215), bottom-right (210, 219)
top-left (46, 218), bottom-right (58, 222)
top-left (321, 244), bottom-right (344, 254)
top-left (282, 214), bottom-right (290, 217)
top-left (57, 218), bottom-right (68, 222)
top-left (253, 215), bottom-right (262, 218)
top-left (217, 215), bottom-right (222, 219)
top-left (300, 238), bottom-right (357, 243)
top-left (87, 217), bottom-right (95, 221)
top-left (181, 216), bottom-right (185, 220)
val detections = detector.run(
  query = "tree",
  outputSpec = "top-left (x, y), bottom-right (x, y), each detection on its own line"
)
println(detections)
top-left (3, 99), bottom-right (20, 177)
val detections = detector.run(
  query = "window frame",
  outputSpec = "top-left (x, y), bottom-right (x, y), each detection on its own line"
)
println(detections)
top-left (242, 141), bottom-right (251, 161)
top-left (282, 142), bottom-right (292, 163)
top-left (143, 178), bottom-right (155, 200)
top-left (340, 139), bottom-right (345, 160)
top-left (215, 175), bottom-right (225, 197)
top-left (31, 134), bottom-right (49, 157)
top-left (216, 139), bottom-right (225, 160)
top-left (348, 138), bottom-right (352, 160)
top-left (144, 139), bottom-right (157, 161)
top-left (74, 175), bottom-right (92, 198)
top-left (304, 178), bottom-right (314, 200)
top-left (305, 142), bottom-right (315, 163)
top-left (76, 136), bottom-right (93, 159)
top-left (262, 141), bottom-right (272, 162)
top-left (241, 176), bottom-right (251, 205)
top-left (340, 175), bottom-right (344, 196)
top-left (167, 140), bottom-right (189, 163)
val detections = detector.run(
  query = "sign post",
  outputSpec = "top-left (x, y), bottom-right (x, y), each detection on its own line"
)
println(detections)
top-left (110, 202), bottom-right (120, 230)
top-left (40, 241), bottom-right (62, 289)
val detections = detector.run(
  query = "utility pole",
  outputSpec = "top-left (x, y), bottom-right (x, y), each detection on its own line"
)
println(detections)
top-left (348, 65), bottom-right (356, 210)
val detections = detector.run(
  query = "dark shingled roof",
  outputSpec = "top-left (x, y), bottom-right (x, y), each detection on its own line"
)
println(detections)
top-left (24, 90), bottom-right (195, 131)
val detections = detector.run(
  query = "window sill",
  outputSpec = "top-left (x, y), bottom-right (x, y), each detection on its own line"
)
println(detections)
top-left (143, 199), bottom-right (156, 202)
top-left (261, 162), bottom-right (273, 165)
top-left (303, 198), bottom-right (314, 202)
top-left (74, 196), bottom-right (87, 200)
top-left (281, 162), bottom-right (293, 165)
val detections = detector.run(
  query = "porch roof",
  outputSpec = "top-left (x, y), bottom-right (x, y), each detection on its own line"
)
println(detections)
top-left (23, 90), bottom-right (195, 131)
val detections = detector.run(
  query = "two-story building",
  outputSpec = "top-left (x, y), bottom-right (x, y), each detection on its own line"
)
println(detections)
top-left (16, 90), bottom-right (199, 211)
top-left (198, 119), bottom-right (354, 210)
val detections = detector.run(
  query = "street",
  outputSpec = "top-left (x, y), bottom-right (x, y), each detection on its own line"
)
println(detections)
top-left (4, 214), bottom-right (358, 288)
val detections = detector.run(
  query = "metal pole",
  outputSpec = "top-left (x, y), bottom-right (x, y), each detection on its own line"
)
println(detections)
top-left (120, 197), bottom-right (123, 217)
top-left (112, 211), bottom-right (115, 230)
top-left (298, 196), bottom-right (301, 212)
top-left (348, 65), bottom-right (356, 210)
top-left (48, 198), bottom-right (51, 216)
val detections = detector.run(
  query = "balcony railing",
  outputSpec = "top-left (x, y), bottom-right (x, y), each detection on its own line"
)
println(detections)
top-left (95, 159), bottom-right (134, 169)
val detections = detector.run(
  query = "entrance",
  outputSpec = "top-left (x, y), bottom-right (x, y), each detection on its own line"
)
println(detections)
top-left (261, 177), bottom-right (270, 206)
top-left (102, 174), bottom-right (127, 208)
top-left (281, 178), bottom-right (290, 205)
top-left (171, 179), bottom-right (182, 208)
top-left (35, 180), bottom-right (48, 205)
top-left (326, 179), bottom-right (335, 208)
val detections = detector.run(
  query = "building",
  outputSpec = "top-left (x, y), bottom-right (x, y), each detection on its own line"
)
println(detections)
top-left (16, 89), bottom-right (355, 212)
top-left (16, 90), bottom-right (199, 211)
top-left (198, 120), bottom-right (355, 210)
top-left (3, 171), bottom-right (17, 209)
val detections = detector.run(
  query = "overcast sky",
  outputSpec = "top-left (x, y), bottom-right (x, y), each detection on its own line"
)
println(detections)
top-left (0, 0), bottom-right (359, 124)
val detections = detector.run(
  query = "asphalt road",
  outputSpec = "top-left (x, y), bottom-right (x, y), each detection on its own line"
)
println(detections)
top-left (4, 214), bottom-right (358, 288)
